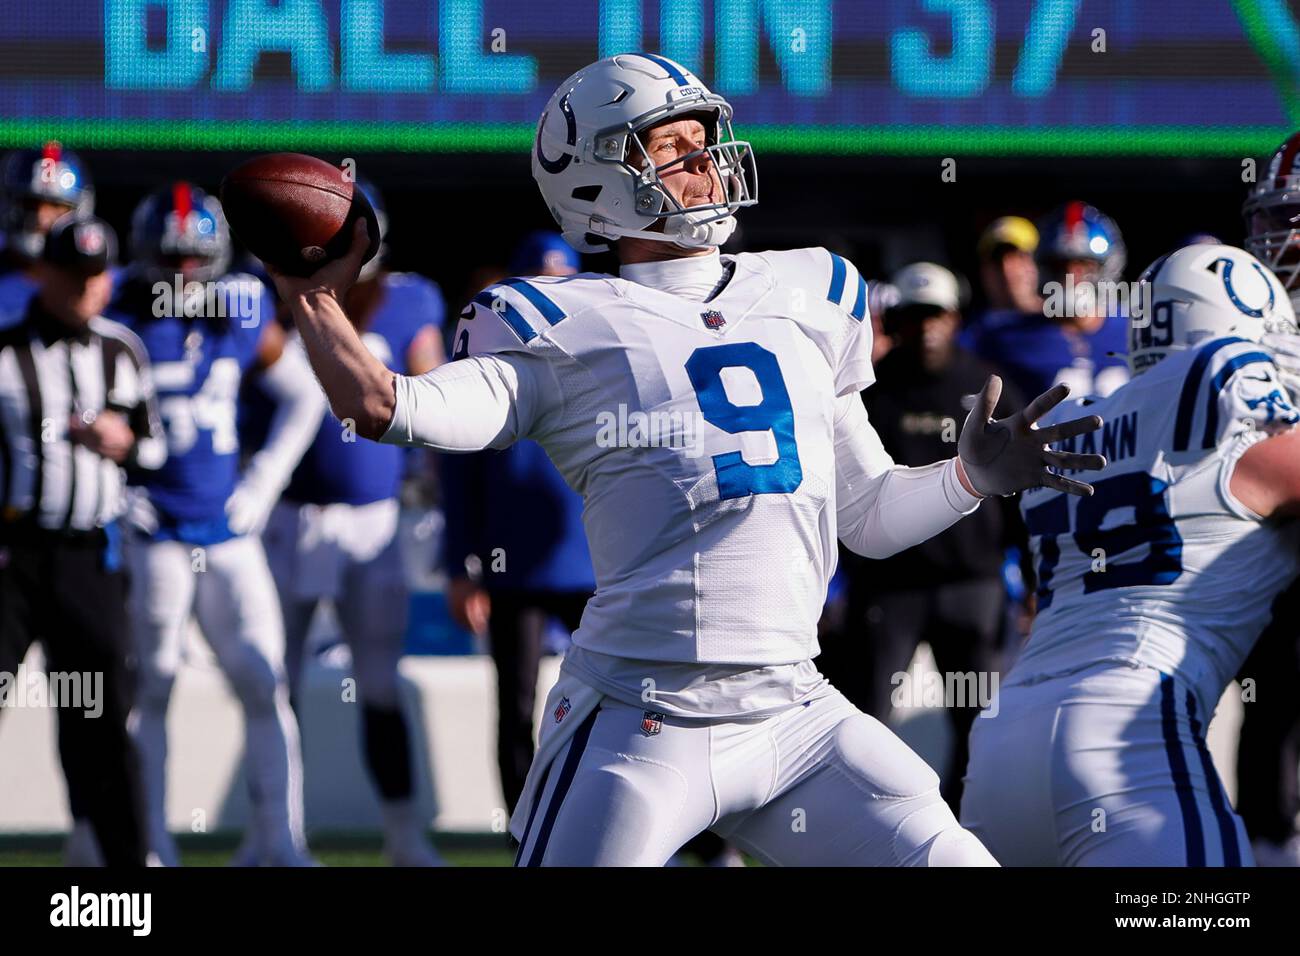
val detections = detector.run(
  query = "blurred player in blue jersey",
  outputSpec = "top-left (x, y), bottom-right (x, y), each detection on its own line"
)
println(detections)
top-left (966, 201), bottom-right (1130, 401)
top-left (108, 182), bottom-right (325, 866)
top-left (962, 243), bottom-right (1300, 866)
top-left (259, 179), bottom-right (447, 866)
top-left (268, 55), bottom-right (1107, 867)
top-left (0, 143), bottom-right (94, 327)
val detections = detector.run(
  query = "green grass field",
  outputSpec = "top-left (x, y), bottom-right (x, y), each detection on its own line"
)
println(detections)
top-left (0, 833), bottom-right (515, 867)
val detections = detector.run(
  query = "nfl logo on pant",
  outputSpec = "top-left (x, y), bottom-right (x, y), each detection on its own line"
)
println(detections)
top-left (640, 711), bottom-right (665, 736)
top-left (554, 696), bottom-right (571, 723)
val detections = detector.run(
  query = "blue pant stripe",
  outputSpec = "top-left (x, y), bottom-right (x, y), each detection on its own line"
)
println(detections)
top-left (1186, 689), bottom-right (1242, 867)
top-left (1160, 673), bottom-right (1206, 866)
top-left (524, 706), bottom-right (600, 867)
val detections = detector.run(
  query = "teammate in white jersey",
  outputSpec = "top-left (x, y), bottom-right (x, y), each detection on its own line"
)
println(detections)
top-left (267, 54), bottom-right (1105, 866)
top-left (961, 243), bottom-right (1300, 866)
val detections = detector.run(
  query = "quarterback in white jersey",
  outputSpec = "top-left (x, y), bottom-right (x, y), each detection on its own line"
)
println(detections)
top-left (962, 243), bottom-right (1300, 866)
top-left (268, 54), bottom-right (1104, 866)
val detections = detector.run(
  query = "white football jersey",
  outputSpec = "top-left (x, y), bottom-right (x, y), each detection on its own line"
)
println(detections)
top-left (1013, 336), bottom-right (1300, 713)
top-left (447, 248), bottom-right (873, 675)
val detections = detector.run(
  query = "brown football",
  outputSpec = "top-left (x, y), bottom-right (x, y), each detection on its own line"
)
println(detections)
top-left (219, 153), bottom-right (381, 277)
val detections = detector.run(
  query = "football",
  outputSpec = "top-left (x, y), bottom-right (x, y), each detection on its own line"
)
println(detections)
top-left (219, 152), bottom-right (381, 277)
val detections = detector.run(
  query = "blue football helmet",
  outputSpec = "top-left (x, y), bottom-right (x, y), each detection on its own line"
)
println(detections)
top-left (1, 142), bottom-right (95, 260)
top-left (129, 182), bottom-right (231, 283)
top-left (1035, 201), bottom-right (1126, 283)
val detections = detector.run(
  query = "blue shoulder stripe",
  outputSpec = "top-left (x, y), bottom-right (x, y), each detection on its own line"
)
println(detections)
top-left (826, 252), bottom-right (847, 308)
top-left (1171, 336), bottom-right (1247, 451)
top-left (1201, 350), bottom-right (1274, 449)
top-left (472, 289), bottom-right (537, 344)
top-left (850, 271), bottom-right (868, 322)
top-left (500, 278), bottom-right (566, 327)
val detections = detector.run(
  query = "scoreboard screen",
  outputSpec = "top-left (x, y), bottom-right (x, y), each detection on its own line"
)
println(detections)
top-left (1, 0), bottom-right (1295, 155)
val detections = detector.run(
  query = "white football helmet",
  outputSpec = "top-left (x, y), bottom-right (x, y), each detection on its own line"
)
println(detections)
top-left (1129, 243), bottom-right (1297, 375)
top-left (531, 54), bottom-right (757, 253)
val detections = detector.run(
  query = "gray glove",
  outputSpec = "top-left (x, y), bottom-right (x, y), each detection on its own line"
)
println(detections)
top-left (958, 376), bottom-right (1107, 497)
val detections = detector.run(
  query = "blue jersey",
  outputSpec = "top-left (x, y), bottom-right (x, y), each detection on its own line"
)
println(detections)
top-left (0, 265), bottom-right (37, 329)
top-left (282, 271), bottom-right (445, 505)
top-left (964, 309), bottom-right (1130, 401)
top-left (441, 438), bottom-right (595, 593)
top-left (106, 273), bottom-right (268, 542)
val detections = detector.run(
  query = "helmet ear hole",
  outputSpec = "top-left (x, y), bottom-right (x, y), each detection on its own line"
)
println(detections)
top-left (571, 185), bottom-right (602, 202)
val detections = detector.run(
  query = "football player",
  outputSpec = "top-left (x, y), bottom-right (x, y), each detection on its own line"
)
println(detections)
top-left (266, 54), bottom-right (1104, 866)
top-left (0, 143), bottom-right (94, 328)
top-left (258, 179), bottom-right (446, 867)
top-left (965, 201), bottom-right (1130, 401)
top-left (108, 182), bottom-right (324, 866)
top-left (961, 243), bottom-right (1300, 866)
top-left (1237, 133), bottom-right (1300, 865)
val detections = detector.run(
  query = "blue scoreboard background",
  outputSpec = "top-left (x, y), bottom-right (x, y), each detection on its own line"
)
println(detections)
top-left (1, 0), bottom-right (1296, 154)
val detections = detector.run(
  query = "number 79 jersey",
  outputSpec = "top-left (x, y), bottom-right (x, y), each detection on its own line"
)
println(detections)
top-left (451, 248), bottom-right (873, 667)
top-left (1014, 336), bottom-right (1300, 712)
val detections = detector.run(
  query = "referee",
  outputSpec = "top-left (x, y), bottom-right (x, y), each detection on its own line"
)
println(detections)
top-left (0, 215), bottom-right (165, 866)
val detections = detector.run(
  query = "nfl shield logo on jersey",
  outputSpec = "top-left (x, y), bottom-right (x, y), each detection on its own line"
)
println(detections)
top-left (700, 309), bottom-right (726, 330)
top-left (640, 711), bottom-right (665, 736)
top-left (554, 696), bottom-right (571, 724)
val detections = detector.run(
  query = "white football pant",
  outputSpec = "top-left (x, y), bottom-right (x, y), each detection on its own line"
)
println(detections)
top-left (262, 497), bottom-right (408, 711)
top-left (960, 663), bottom-right (1251, 866)
top-left (126, 533), bottom-right (307, 866)
top-left (514, 675), bottom-right (998, 867)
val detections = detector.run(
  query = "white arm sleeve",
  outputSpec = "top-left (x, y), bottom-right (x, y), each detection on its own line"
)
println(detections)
top-left (240, 337), bottom-right (328, 493)
top-left (835, 395), bottom-right (983, 559)
top-left (380, 352), bottom-right (544, 452)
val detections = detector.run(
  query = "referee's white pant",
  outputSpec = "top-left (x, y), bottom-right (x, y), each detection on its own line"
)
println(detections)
top-left (125, 532), bottom-right (307, 865)
top-left (960, 662), bottom-right (1252, 867)
top-left (513, 672), bottom-right (998, 867)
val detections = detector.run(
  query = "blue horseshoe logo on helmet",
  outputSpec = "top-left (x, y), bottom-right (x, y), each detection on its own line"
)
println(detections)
top-left (536, 93), bottom-right (577, 175)
top-left (1208, 257), bottom-right (1275, 317)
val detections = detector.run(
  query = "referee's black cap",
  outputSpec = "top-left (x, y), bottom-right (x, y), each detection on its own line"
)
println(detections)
top-left (42, 215), bottom-right (117, 277)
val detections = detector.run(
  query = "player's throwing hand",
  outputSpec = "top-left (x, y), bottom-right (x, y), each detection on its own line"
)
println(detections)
top-left (958, 375), bottom-right (1106, 497)
top-left (267, 218), bottom-right (371, 304)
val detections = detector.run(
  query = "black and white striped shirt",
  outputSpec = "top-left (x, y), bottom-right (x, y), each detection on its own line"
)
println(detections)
top-left (0, 301), bottom-right (165, 534)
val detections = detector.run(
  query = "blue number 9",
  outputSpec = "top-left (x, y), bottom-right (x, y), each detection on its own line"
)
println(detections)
top-left (685, 342), bottom-right (803, 499)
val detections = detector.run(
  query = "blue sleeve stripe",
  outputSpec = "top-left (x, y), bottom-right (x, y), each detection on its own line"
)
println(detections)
top-left (637, 53), bottom-right (689, 86)
top-left (850, 271), bottom-right (868, 322)
top-left (500, 278), bottom-right (566, 327)
top-left (473, 289), bottom-right (537, 344)
top-left (1171, 336), bottom-right (1248, 451)
top-left (1201, 351), bottom-right (1274, 449)
top-left (826, 252), bottom-right (847, 308)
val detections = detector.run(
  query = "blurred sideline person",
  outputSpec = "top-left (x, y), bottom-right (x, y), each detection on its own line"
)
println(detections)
top-left (268, 54), bottom-right (1106, 867)
top-left (0, 143), bottom-right (95, 327)
top-left (258, 179), bottom-right (446, 867)
top-left (966, 202), bottom-right (1130, 401)
top-left (967, 216), bottom-right (1041, 336)
top-left (443, 231), bottom-right (594, 816)
top-left (0, 217), bottom-right (165, 866)
top-left (962, 244), bottom-right (1300, 865)
top-left (108, 183), bottom-right (323, 866)
top-left (1239, 132), bottom-right (1300, 864)
top-left (817, 263), bottom-right (1023, 812)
